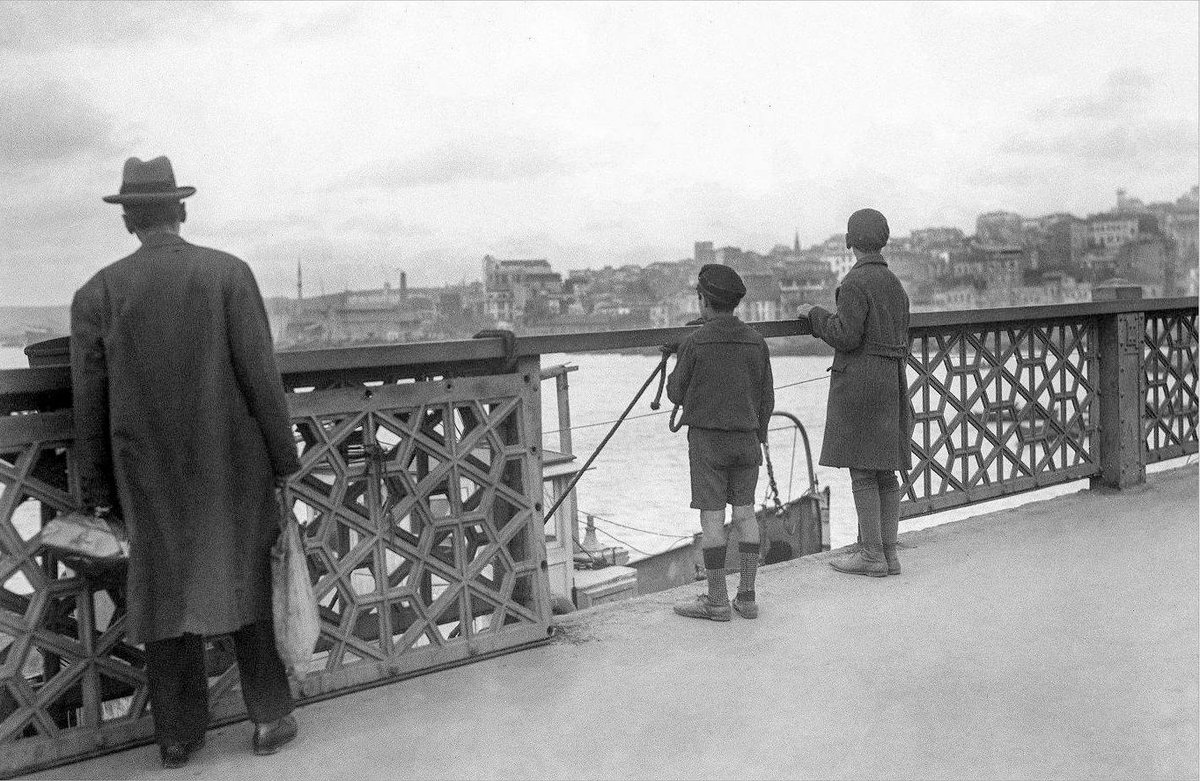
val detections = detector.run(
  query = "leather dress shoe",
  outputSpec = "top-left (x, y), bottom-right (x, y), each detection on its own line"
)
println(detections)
top-left (252, 714), bottom-right (298, 756)
top-left (160, 737), bottom-right (204, 769)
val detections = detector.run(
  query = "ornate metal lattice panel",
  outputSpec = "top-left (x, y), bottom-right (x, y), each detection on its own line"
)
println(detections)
top-left (0, 371), bottom-right (549, 776)
top-left (903, 320), bottom-right (1099, 516)
top-left (0, 412), bottom-right (158, 774)
top-left (286, 375), bottom-right (549, 694)
top-left (1143, 310), bottom-right (1199, 463)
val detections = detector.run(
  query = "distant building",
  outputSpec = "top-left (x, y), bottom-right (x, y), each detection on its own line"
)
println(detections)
top-left (483, 255), bottom-right (565, 325)
top-left (1029, 213), bottom-right (1086, 271)
top-left (976, 211), bottom-right (1024, 246)
top-left (887, 249), bottom-right (941, 305)
top-left (1087, 214), bottom-right (1141, 249)
top-left (273, 278), bottom-right (457, 347)
top-left (735, 273), bottom-right (779, 322)
top-left (910, 227), bottom-right (965, 250)
top-left (930, 284), bottom-right (978, 310)
top-left (1114, 185), bottom-right (1198, 295)
top-left (950, 243), bottom-right (1023, 289)
top-left (822, 248), bottom-right (856, 282)
top-left (694, 241), bottom-right (716, 265)
top-left (778, 261), bottom-right (836, 316)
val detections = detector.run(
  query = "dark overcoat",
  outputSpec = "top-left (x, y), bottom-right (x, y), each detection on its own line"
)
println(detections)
top-left (71, 233), bottom-right (300, 645)
top-left (807, 253), bottom-right (913, 471)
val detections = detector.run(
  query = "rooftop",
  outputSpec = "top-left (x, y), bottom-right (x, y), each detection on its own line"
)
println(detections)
top-left (31, 464), bottom-right (1198, 780)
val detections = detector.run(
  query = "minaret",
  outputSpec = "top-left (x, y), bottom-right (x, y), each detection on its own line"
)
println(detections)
top-left (296, 259), bottom-right (303, 300)
top-left (793, 230), bottom-right (800, 254)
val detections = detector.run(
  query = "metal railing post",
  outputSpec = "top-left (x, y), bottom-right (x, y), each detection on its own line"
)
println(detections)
top-left (1092, 296), bottom-right (1147, 490)
top-left (555, 371), bottom-right (573, 456)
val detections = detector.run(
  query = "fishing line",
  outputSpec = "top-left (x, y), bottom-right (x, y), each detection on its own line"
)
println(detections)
top-left (544, 372), bottom-right (828, 436)
top-left (583, 510), bottom-right (698, 538)
top-left (591, 525), bottom-right (691, 558)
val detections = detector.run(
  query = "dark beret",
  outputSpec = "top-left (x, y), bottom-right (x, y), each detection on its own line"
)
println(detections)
top-left (697, 263), bottom-right (747, 307)
top-left (845, 208), bottom-right (890, 252)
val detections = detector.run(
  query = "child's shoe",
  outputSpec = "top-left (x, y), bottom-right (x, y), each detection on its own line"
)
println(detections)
top-left (830, 548), bottom-right (888, 577)
top-left (673, 594), bottom-right (731, 621)
top-left (731, 595), bottom-right (759, 619)
top-left (883, 544), bottom-right (901, 575)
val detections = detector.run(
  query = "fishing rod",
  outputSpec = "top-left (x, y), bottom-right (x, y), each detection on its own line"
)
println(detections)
top-left (542, 357), bottom-right (671, 522)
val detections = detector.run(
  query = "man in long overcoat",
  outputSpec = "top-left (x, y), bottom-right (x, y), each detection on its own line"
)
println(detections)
top-left (797, 208), bottom-right (912, 577)
top-left (71, 156), bottom-right (302, 767)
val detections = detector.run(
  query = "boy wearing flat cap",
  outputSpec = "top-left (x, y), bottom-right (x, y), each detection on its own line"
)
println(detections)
top-left (797, 208), bottom-right (912, 578)
top-left (666, 264), bottom-right (775, 621)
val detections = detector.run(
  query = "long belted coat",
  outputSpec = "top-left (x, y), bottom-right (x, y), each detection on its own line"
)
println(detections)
top-left (70, 233), bottom-right (300, 645)
top-left (807, 253), bottom-right (913, 471)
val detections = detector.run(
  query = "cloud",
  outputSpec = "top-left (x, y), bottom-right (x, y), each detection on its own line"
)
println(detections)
top-left (338, 214), bottom-right (434, 238)
top-left (0, 1), bottom-right (230, 51)
top-left (995, 67), bottom-right (1197, 178)
top-left (267, 2), bottom-right (367, 43)
top-left (217, 214), bottom-right (325, 238)
top-left (1061, 68), bottom-right (1154, 119)
top-left (334, 137), bottom-right (569, 190)
top-left (1001, 120), bottom-right (1197, 163)
top-left (0, 79), bottom-right (122, 168)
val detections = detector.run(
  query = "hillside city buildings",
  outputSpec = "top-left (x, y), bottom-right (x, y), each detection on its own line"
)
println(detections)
top-left (267, 187), bottom-right (1199, 348)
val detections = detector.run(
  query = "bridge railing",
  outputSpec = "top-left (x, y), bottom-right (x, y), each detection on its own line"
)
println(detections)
top-left (0, 297), bottom-right (1195, 775)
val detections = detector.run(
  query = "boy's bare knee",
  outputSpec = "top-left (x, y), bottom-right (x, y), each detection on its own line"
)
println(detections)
top-left (731, 504), bottom-right (759, 543)
top-left (699, 509), bottom-right (726, 547)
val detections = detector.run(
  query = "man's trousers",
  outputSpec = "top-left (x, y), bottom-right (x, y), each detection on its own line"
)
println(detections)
top-left (144, 619), bottom-right (294, 746)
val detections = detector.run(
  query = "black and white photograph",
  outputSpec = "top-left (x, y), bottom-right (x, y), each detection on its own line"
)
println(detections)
top-left (0, 2), bottom-right (1196, 778)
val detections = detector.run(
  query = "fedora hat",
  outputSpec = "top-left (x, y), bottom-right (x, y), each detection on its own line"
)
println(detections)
top-left (102, 156), bottom-right (196, 204)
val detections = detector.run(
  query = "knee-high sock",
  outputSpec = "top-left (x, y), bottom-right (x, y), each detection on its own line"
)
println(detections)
top-left (849, 468), bottom-right (884, 549)
top-left (878, 470), bottom-right (900, 547)
top-left (703, 545), bottom-right (728, 603)
top-left (737, 542), bottom-right (760, 601)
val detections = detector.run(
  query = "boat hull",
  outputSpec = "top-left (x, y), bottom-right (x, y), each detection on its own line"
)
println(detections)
top-left (627, 488), bottom-right (829, 596)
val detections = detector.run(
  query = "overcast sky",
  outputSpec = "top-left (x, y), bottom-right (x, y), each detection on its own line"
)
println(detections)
top-left (1, 1), bottom-right (1196, 306)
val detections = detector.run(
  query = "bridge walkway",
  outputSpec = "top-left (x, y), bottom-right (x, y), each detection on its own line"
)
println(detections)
top-left (30, 464), bottom-right (1198, 780)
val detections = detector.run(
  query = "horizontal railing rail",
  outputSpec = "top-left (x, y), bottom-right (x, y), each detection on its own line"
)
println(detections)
top-left (4, 299), bottom-right (1196, 403)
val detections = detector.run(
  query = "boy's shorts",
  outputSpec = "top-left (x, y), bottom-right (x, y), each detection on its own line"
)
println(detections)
top-left (687, 428), bottom-right (762, 510)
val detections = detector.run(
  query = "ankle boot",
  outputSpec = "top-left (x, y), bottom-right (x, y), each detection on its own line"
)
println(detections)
top-left (831, 546), bottom-right (888, 577)
top-left (883, 544), bottom-right (901, 575)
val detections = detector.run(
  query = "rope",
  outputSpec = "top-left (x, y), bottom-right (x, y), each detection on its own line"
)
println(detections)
top-left (761, 441), bottom-right (786, 518)
top-left (585, 510), bottom-right (696, 538)
top-left (773, 375), bottom-right (832, 391)
top-left (591, 525), bottom-right (691, 558)
top-left (668, 404), bottom-right (684, 433)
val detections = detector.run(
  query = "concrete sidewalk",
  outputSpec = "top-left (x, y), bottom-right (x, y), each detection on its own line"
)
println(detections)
top-left (32, 465), bottom-right (1198, 780)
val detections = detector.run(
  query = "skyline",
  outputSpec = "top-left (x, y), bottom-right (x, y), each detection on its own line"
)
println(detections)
top-left (1, 1), bottom-right (1197, 306)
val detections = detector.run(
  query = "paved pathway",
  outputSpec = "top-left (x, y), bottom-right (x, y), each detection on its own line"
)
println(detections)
top-left (31, 465), bottom-right (1198, 780)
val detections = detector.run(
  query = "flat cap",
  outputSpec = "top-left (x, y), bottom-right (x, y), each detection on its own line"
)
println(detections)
top-left (697, 263), bottom-right (746, 307)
